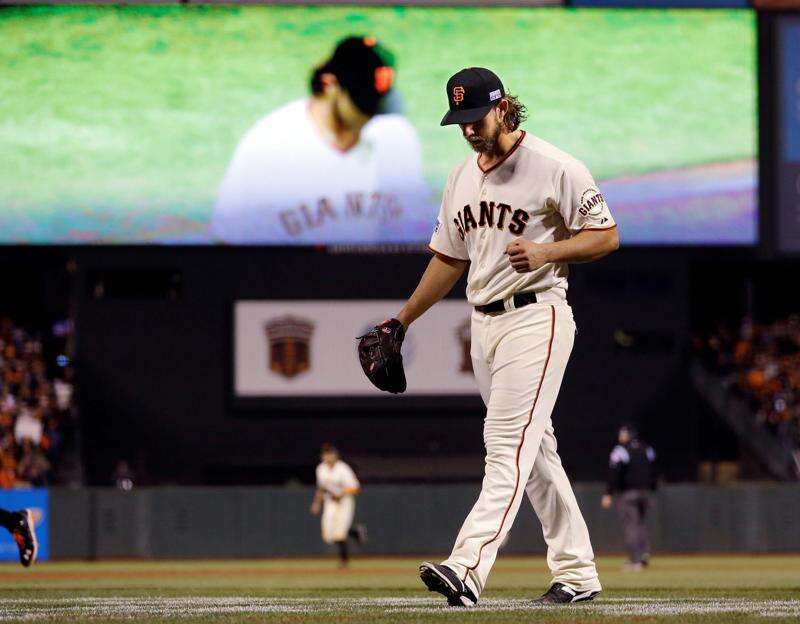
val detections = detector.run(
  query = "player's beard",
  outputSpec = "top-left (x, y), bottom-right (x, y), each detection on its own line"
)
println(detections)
top-left (466, 125), bottom-right (502, 155)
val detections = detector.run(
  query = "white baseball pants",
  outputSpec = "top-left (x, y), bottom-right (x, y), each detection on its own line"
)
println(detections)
top-left (321, 496), bottom-right (355, 544)
top-left (442, 302), bottom-right (601, 597)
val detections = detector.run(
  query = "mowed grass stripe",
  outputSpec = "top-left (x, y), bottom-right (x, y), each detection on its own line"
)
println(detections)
top-left (0, 557), bottom-right (797, 622)
top-left (0, 555), bottom-right (795, 584)
top-left (1, 596), bottom-right (800, 621)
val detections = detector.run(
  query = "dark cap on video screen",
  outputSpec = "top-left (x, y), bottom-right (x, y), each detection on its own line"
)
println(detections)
top-left (441, 67), bottom-right (505, 126)
top-left (321, 36), bottom-right (395, 116)
top-left (320, 442), bottom-right (339, 455)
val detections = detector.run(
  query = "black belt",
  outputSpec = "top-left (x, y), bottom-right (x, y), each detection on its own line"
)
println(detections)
top-left (475, 291), bottom-right (538, 315)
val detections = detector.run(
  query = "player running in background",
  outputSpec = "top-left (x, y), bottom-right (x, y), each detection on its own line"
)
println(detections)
top-left (0, 508), bottom-right (37, 567)
top-left (212, 36), bottom-right (431, 244)
top-left (386, 67), bottom-right (618, 606)
top-left (602, 424), bottom-right (658, 571)
top-left (310, 443), bottom-right (367, 568)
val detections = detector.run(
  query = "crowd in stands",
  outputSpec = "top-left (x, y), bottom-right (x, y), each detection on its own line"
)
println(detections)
top-left (0, 317), bottom-right (73, 488)
top-left (695, 314), bottom-right (800, 450)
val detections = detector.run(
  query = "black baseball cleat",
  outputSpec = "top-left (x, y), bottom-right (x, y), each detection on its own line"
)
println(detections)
top-left (419, 562), bottom-right (478, 607)
top-left (11, 509), bottom-right (38, 567)
top-left (532, 582), bottom-right (599, 605)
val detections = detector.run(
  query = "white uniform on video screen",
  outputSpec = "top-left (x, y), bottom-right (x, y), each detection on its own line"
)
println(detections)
top-left (212, 99), bottom-right (431, 244)
top-left (316, 460), bottom-right (360, 544)
top-left (428, 131), bottom-right (615, 598)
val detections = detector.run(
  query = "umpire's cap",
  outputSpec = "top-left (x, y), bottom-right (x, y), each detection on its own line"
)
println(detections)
top-left (317, 36), bottom-right (395, 117)
top-left (441, 67), bottom-right (505, 126)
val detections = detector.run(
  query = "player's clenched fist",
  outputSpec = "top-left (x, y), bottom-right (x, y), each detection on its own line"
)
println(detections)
top-left (506, 238), bottom-right (549, 273)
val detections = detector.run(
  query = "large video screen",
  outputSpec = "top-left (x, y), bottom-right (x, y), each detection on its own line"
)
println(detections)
top-left (1, 6), bottom-right (756, 245)
top-left (777, 16), bottom-right (800, 254)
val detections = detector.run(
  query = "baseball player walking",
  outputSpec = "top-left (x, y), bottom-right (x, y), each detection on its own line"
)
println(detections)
top-left (361, 67), bottom-right (619, 606)
top-left (310, 443), bottom-right (367, 567)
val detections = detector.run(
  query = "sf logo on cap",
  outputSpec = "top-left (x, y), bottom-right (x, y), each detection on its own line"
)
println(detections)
top-left (375, 66), bottom-right (394, 95)
top-left (452, 86), bottom-right (465, 105)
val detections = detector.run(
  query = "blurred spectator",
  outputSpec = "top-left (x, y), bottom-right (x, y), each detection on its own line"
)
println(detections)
top-left (17, 439), bottom-right (50, 487)
top-left (696, 314), bottom-right (800, 451)
top-left (113, 460), bottom-right (135, 491)
top-left (0, 454), bottom-right (15, 490)
top-left (53, 369), bottom-right (73, 413)
top-left (14, 401), bottom-right (42, 446)
top-left (0, 316), bottom-right (73, 488)
top-left (41, 417), bottom-right (61, 460)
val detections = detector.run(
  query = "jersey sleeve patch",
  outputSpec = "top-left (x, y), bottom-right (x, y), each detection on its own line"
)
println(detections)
top-left (559, 160), bottom-right (616, 234)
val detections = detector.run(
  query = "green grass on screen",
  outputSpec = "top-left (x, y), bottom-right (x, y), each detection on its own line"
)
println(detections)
top-left (0, 6), bottom-right (755, 240)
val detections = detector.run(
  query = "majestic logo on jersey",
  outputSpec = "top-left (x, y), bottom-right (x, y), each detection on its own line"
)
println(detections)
top-left (579, 188), bottom-right (606, 218)
top-left (452, 86), bottom-right (465, 105)
top-left (264, 316), bottom-right (314, 378)
top-left (456, 317), bottom-right (473, 374)
top-left (452, 201), bottom-right (529, 240)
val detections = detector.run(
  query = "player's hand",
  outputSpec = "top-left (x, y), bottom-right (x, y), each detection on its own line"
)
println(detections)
top-left (601, 494), bottom-right (613, 509)
top-left (310, 501), bottom-right (321, 516)
top-left (331, 494), bottom-right (342, 502)
top-left (506, 238), bottom-right (550, 273)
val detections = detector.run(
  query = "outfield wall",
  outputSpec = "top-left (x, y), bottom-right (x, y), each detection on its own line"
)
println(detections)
top-left (43, 483), bottom-right (800, 559)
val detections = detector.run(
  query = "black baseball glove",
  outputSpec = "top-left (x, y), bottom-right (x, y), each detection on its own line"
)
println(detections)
top-left (357, 318), bottom-right (406, 394)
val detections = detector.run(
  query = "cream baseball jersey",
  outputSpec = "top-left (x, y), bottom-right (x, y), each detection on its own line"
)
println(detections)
top-left (212, 99), bottom-right (431, 244)
top-left (316, 460), bottom-right (360, 499)
top-left (429, 131), bottom-right (616, 306)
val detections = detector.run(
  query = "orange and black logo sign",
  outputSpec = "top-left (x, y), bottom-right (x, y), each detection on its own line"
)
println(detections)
top-left (264, 315), bottom-right (315, 379)
top-left (452, 86), bottom-right (465, 105)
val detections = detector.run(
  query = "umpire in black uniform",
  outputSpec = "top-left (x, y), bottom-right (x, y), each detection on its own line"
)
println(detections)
top-left (601, 424), bottom-right (657, 571)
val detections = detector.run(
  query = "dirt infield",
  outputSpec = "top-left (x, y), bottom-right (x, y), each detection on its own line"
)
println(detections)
top-left (0, 557), bottom-right (791, 582)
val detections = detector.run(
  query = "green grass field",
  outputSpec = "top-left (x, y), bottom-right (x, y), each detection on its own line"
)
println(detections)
top-left (0, 6), bottom-right (755, 241)
top-left (0, 555), bottom-right (798, 623)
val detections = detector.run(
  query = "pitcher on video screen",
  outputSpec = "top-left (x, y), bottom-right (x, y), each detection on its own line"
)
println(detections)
top-left (211, 36), bottom-right (431, 244)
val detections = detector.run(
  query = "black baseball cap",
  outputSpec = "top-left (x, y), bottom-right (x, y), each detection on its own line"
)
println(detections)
top-left (320, 442), bottom-right (339, 455)
top-left (320, 36), bottom-right (395, 117)
top-left (441, 67), bottom-right (505, 126)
